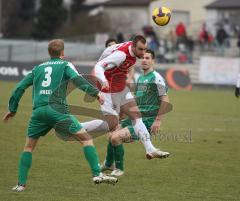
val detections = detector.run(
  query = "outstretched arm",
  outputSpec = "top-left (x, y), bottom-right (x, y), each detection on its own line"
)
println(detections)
top-left (150, 74), bottom-right (170, 134)
top-left (65, 63), bottom-right (103, 104)
top-left (150, 95), bottom-right (170, 135)
top-left (94, 51), bottom-right (126, 90)
top-left (3, 72), bottom-right (33, 122)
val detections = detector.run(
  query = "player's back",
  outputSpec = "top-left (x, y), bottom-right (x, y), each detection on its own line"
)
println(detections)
top-left (32, 58), bottom-right (73, 109)
top-left (98, 42), bottom-right (133, 61)
top-left (95, 41), bottom-right (136, 92)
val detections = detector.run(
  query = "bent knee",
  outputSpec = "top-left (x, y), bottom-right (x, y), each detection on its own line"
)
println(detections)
top-left (110, 134), bottom-right (121, 145)
top-left (110, 128), bottom-right (130, 145)
top-left (108, 121), bottom-right (119, 131)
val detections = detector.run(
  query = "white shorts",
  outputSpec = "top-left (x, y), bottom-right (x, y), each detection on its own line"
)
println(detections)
top-left (101, 87), bottom-right (134, 116)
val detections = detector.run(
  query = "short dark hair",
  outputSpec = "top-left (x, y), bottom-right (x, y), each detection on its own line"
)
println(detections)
top-left (105, 38), bottom-right (117, 47)
top-left (146, 49), bottom-right (155, 59)
top-left (132, 35), bottom-right (146, 47)
top-left (48, 39), bottom-right (64, 58)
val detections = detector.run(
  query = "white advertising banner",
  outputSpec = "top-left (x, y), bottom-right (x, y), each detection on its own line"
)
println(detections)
top-left (199, 57), bottom-right (240, 85)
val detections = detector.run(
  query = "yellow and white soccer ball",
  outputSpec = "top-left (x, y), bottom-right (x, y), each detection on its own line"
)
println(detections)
top-left (152, 7), bottom-right (171, 26)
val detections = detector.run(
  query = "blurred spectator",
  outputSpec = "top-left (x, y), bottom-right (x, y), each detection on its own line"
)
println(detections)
top-left (105, 38), bottom-right (117, 47)
top-left (237, 31), bottom-right (240, 56)
top-left (223, 18), bottom-right (233, 47)
top-left (165, 40), bottom-right (175, 63)
top-left (117, 32), bottom-right (124, 43)
top-left (176, 22), bottom-right (186, 37)
top-left (186, 36), bottom-right (194, 63)
top-left (215, 25), bottom-right (228, 56)
top-left (164, 29), bottom-right (176, 63)
top-left (157, 39), bottom-right (166, 63)
top-left (177, 42), bottom-right (188, 63)
top-left (199, 23), bottom-right (213, 50)
top-left (143, 26), bottom-right (159, 52)
top-left (148, 36), bottom-right (159, 52)
top-left (176, 22), bottom-right (187, 45)
top-left (167, 29), bottom-right (176, 45)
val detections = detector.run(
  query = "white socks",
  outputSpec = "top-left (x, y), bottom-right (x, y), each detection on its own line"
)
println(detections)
top-left (81, 119), bottom-right (109, 132)
top-left (132, 118), bottom-right (156, 153)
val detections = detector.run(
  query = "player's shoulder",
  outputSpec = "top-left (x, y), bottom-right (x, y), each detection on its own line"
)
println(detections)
top-left (98, 44), bottom-right (126, 61)
top-left (117, 41), bottom-right (132, 51)
top-left (152, 71), bottom-right (166, 85)
top-left (64, 60), bottom-right (74, 68)
top-left (137, 73), bottom-right (145, 82)
top-left (64, 61), bottom-right (79, 74)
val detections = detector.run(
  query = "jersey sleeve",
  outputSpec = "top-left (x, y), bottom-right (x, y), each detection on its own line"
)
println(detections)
top-left (153, 72), bottom-right (168, 96)
top-left (94, 51), bottom-right (126, 82)
top-left (65, 62), bottom-right (80, 79)
top-left (65, 62), bottom-right (99, 98)
top-left (8, 72), bottom-right (33, 112)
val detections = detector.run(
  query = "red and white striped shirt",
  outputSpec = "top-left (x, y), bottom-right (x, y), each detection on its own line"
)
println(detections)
top-left (94, 41), bottom-right (137, 93)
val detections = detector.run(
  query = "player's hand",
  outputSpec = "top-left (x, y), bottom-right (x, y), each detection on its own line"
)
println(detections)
top-left (150, 119), bottom-right (161, 135)
top-left (97, 92), bottom-right (104, 105)
top-left (235, 87), bottom-right (240, 98)
top-left (101, 81), bottom-right (109, 91)
top-left (2, 111), bottom-right (16, 123)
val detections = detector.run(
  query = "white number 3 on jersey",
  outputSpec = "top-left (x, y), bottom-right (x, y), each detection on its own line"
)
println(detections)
top-left (42, 66), bottom-right (52, 87)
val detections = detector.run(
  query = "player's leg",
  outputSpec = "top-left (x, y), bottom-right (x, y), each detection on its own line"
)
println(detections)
top-left (54, 112), bottom-right (118, 185)
top-left (142, 118), bottom-right (170, 159)
top-left (121, 101), bottom-right (170, 159)
top-left (81, 119), bottom-right (110, 133)
top-left (101, 114), bottom-right (119, 167)
top-left (119, 87), bottom-right (155, 152)
top-left (120, 100), bottom-right (157, 153)
top-left (73, 128), bottom-right (118, 185)
top-left (98, 91), bottom-right (120, 131)
top-left (73, 129), bottom-right (101, 177)
top-left (54, 114), bottom-right (101, 176)
top-left (12, 137), bottom-right (39, 192)
top-left (82, 91), bottom-right (120, 170)
top-left (88, 92), bottom-right (120, 171)
top-left (108, 127), bottom-right (132, 176)
top-left (81, 116), bottom-right (118, 171)
top-left (13, 107), bottom-right (52, 192)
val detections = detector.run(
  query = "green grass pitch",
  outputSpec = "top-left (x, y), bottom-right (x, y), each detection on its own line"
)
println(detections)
top-left (0, 81), bottom-right (240, 201)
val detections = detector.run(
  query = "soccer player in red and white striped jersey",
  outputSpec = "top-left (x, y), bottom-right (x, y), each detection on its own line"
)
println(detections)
top-left (82, 36), bottom-right (166, 174)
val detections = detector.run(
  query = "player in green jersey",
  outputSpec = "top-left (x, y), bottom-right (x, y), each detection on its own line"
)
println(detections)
top-left (101, 49), bottom-right (171, 176)
top-left (3, 39), bottom-right (118, 192)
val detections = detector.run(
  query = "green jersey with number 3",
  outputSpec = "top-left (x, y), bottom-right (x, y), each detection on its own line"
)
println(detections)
top-left (8, 58), bottom-right (99, 112)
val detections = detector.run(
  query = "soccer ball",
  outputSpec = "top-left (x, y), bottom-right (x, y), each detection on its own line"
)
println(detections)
top-left (152, 7), bottom-right (171, 26)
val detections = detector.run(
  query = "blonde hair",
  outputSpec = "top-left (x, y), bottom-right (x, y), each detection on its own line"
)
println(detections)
top-left (48, 39), bottom-right (64, 58)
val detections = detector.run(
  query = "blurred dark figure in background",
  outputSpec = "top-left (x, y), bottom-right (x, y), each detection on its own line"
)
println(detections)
top-left (105, 38), bottom-right (117, 48)
top-left (237, 31), bottom-right (240, 56)
top-left (143, 26), bottom-right (159, 53)
top-left (117, 32), bottom-right (124, 43)
top-left (199, 23), bottom-right (213, 50)
top-left (235, 73), bottom-right (240, 98)
top-left (215, 25), bottom-right (228, 56)
top-left (186, 36), bottom-right (194, 63)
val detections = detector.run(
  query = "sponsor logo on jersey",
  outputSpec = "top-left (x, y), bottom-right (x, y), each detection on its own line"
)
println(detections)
top-left (40, 90), bottom-right (52, 95)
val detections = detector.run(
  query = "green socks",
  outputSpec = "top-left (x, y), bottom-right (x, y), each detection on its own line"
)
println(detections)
top-left (113, 144), bottom-right (124, 171)
top-left (105, 141), bottom-right (115, 167)
top-left (18, 151), bottom-right (32, 185)
top-left (83, 146), bottom-right (100, 176)
top-left (105, 142), bottom-right (125, 171)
